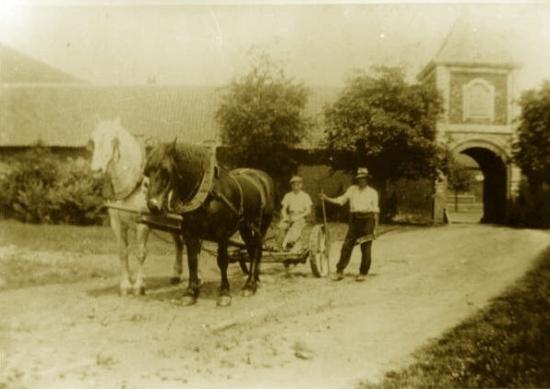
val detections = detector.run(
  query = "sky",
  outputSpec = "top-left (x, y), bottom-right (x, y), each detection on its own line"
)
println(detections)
top-left (1, 1), bottom-right (550, 92)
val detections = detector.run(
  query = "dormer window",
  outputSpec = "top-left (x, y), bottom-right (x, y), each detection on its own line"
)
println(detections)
top-left (462, 78), bottom-right (495, 122)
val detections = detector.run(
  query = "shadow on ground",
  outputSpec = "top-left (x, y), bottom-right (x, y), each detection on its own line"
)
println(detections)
top-left (85, 263), bottom-right (314, 303)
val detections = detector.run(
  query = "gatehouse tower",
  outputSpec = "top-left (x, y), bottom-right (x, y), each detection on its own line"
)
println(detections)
top-left (418, 17), bottom-right (521, 223)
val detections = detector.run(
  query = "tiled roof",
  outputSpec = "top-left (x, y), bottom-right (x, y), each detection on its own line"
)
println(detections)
top-left (0, 85), bottom-right (220, 147)
top-left (0, 84), bottom-right (338, 148)
top-left (0, 43), bottom-right (337, 148)
top-left (0, 43), bottom-right (81, 84)
top-left (418, 16), bottom-right (518, 80)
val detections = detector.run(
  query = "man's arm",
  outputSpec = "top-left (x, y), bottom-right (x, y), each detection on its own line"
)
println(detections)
top-left (321, 187), bottom-right (350, 206)
top-left (373, 189), bottom-right (380, 235)
top-left (303, 203), bottom-right (312, 218)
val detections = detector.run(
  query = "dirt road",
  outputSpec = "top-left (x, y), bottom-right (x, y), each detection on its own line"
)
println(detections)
top-left (1, 224), bottom-right (548, 389)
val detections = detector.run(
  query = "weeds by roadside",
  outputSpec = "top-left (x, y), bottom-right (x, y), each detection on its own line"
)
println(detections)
top-left (361, 246), bottom-right (550, 389)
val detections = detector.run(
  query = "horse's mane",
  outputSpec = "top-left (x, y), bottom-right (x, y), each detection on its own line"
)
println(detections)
top-left (92, 119), bottom-right (144, 199)
top-left (147, 142), bottom-right (211, 202)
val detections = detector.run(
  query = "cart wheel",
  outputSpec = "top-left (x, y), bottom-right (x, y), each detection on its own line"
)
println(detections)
top-left (309, 224), bottom-right (330, 277)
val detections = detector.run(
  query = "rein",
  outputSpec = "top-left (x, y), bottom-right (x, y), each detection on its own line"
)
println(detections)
top-left (215, 170), bottom-right (267, 237)
top-left (210, 171), bottom-right (244, 219)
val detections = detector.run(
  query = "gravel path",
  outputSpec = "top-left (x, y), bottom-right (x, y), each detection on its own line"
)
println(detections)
top-left (1, 224), bottom-right (548, 389)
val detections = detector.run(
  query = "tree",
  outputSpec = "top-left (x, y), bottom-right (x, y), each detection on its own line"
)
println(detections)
top-left (447, 159), bottom-right (474, 212)
top-left (324, 66), bottom-right (448, 187)
top-left (510, 82), bottom-right (550, 228)
top-left (216, 53), bottom-right (311, 181)
top-left (514, 82), bottom-right (550, 187)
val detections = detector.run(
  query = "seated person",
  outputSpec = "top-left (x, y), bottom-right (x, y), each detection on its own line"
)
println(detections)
top-left (278, 176), bottom-right (312, 251)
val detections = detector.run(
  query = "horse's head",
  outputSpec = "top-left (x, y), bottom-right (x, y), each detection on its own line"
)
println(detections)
top-left (89, 118), bottom-right (123, 173)
top-left (144, 139), bottom-right (178, 214)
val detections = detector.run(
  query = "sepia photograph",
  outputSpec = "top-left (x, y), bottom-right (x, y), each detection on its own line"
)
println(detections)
top-left (0, 1), bottom-right (549, 388)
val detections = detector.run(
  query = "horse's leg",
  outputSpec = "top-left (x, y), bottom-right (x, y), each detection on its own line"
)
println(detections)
top-left (239, 226), bottom-right (256, 261)
top-left (111, 212), bottom-right (131, 295)
top-left (133, 223), bottom-right (150, 296)
top-left (216, 239), bottom-right (232, 307)
top-left (181, 236), bottom-right (202, 306)
top-left (170, 234), bottom-right (184, 285)
top-left (239, 225), bottom-right (262, 297)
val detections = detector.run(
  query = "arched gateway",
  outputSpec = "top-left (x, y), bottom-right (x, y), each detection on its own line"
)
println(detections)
top-left (418, 18), bottom-right (521, 224)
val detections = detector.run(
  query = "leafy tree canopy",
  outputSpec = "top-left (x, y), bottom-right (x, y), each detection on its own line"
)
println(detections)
top-left (447, 158), bottom-right (474, 194)
top-left (324, 66), bottom-right (447, 185)
top-left (216, 52), bottom-right (311, 180)
top-left (514, 81), bottom-right (550, 186)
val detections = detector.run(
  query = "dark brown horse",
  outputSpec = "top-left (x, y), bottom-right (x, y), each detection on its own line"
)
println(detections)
top-left (144, 141), bottom-right (275, 306)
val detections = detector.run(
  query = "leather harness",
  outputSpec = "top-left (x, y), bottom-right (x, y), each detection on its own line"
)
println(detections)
top-left (167, 151), bottom-right (267, 237)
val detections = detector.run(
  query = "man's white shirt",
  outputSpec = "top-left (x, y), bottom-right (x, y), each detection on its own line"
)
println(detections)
top-left (281, 191), bottom-right (312, 221)
top-left (334, 185), bottom-right (379, 213)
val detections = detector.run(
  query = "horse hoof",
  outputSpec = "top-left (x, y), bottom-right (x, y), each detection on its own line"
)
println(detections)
top-left (216, 295), bottom-right (232, 307)
top-left (181, 295), bottom-right (197, 306)
top-left (120, 288), bottom-right (131, 296)
top-left (240, 288), bottom-right (255, 297)
top-left (169, 277), bottom-right (181, 285)
top-left (133, 286), bottom-right (146, 296)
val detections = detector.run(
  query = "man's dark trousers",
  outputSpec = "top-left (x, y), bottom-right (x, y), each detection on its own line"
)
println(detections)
top-left (336, 213), bottom-right (375, 275)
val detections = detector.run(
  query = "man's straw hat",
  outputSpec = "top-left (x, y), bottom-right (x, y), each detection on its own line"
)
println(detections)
top-left (355, 167), bottom-right (369, 180)
top-left (289, 175), bottom-right (303, 184)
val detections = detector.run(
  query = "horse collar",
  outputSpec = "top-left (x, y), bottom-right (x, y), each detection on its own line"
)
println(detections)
top-left (168, 148), bottom-right (218, 214)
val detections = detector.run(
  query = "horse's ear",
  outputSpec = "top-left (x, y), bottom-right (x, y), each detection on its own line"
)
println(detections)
top-left (144, 136), bottom-right (158, 149)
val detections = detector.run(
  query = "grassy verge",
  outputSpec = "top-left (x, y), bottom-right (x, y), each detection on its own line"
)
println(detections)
top-left (0, 219), bottom-right (404, 254)
top-left (0, 219), bottom-right (181, 255)
top-left (0, 254), bottom-right (113, 290)
top-left (0, 219), bottom-right (408, 290)
top-left (361, 246), bottom-right (550, 389)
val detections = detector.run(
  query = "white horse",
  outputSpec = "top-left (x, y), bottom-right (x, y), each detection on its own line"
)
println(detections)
top-left (89, 118), bottom-right (184, 295)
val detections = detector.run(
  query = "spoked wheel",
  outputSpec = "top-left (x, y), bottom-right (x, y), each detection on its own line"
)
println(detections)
top-left (309, 224), bottom-right (330, 277)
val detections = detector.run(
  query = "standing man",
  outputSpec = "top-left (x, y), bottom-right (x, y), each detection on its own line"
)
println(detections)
top-left (320, 167), bottom-right (379, 282)
top-left (278, 176), bottom-right (313, 251)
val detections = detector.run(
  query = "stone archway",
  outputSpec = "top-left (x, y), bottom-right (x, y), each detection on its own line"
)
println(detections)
top-left (452, 140), bottom-right (509, 224)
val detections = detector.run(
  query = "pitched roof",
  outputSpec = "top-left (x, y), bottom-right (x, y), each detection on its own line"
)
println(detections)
top-left (0, 84), bottom-right (338, 148)
top-left (0, 43), bottom-right (337, 148)
top-left (418, 15), bottom-right (518, 80)
top-left (0, 85), bottom-right (219, 147)
top-left (0, 43), bottom-right (81, 84)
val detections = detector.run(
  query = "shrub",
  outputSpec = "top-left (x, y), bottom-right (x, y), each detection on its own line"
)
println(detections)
top-left (0, 147), bottom-right (59, 223)
top-left (0, 148), bottom-right (105, 225)
top-left (508, 179), bottom-right (550, 229)
top-left (48, 159), bottom-right (105, 225)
